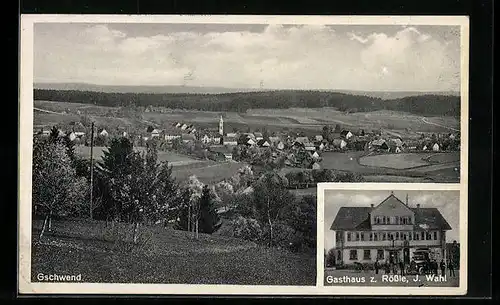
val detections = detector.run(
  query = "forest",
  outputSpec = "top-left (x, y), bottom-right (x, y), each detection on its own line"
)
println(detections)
top-left (34, 89), bottom-right (460, 117)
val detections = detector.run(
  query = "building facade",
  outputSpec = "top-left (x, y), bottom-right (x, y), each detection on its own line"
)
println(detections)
top-left (330, 193), bottom-right (452, 265)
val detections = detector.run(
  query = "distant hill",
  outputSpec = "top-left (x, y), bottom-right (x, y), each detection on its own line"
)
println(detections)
top-left (33, 88), bottom-right (460, 117)
top-left (34, 82), bottom-right (267, 95)
top-left (34, 82), bottom-right (459, 100)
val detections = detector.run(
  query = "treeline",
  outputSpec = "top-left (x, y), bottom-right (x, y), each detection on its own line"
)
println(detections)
top-left (34, 89), bottom-right (460, 117)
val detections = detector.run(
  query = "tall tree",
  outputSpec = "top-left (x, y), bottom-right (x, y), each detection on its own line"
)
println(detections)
top-left (198, 185), bottom-right (222, 234)
top-left (252, 172), bottom-right (295, 246)
top-left (32, 140), bottom-right (88, 238)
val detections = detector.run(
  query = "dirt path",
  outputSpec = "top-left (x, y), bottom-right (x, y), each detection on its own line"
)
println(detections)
top-left (421, 117), bottom-right (459, 132)
top-left (34, 107), bottom-right (66, 115)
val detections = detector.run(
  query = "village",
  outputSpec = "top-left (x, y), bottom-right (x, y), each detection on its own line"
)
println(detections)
top-left (34, 113), bottom-right (460, 173)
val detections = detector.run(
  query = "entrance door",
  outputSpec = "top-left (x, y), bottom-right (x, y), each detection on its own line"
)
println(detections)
top-left (389, 251), bottom-right (398, 264)
top-left (403, 248), bottom-right (410, 264)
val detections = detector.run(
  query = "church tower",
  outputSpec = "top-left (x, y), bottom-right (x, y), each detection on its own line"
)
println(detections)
top-left (219, 115), bottom-right (224, 145)
top-left (219, 115), bottom-right (224, 136)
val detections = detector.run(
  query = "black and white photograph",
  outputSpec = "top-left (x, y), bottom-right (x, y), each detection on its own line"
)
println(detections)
top-left (19, 15), bottom-right (469, 295)
top-left (320, 184), bottom-right (464, 292)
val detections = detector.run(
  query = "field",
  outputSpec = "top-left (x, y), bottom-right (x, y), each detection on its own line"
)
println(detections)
top-left (324, 269), bottom-right (459, 287)
top-left (34, 100), bottom-right (459, 136)
top-left (171, 161), bottom-right (247, 184)
top-left (31, 219), bottom-right (316, 285)
top-left (359, 153), bottom-right (435, 169)
top-left (75, 146), bottom-right (203, 166)
top-left (320, 151), bottom-right (459, 182)
top-left (74, 145), bottom-right (246, 184)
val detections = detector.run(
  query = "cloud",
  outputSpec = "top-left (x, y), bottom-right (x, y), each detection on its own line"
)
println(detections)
top-left (34, 24), bottom-right (460, 91)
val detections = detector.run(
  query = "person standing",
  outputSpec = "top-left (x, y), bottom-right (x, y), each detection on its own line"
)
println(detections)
top-left (399, 260), bottom-right (405, 276)
top-left (448, 260), bottom-right (455, 277)
top-left (374, 259), bottom-right (380, 275)
top-left (440, 260), bottom-right (446, 277)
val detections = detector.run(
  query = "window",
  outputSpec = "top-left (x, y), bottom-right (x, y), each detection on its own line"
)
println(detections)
top-left (377, 249), bottom-right (384, 260)
top-left (350, 250), bottom-right (358, 260)
top-left (382, 233), bottom-right (387, 241)
top-left (421, 232), bottom-right (425, 240)
top-left (355, 232), bottom-right (360, 241)
top-left (409, 232), bottom-right (413, 240)
top-left (363, 250), bottom-right (371, 260)
top-left (433, 231), bottom-right (438, 240)
top-left (361, 233), bottom-right (366, 241)
top-left (396, 232), bottom-right (400, 240)
top-left (426, 232), bottom-right (432, 240)
top-left (369, 233), bottom-right (373, 241)
top-left (414, 232), bottom-right (420, 240)
top-left (347, 232), bottom-right (351, 241)
top-left (402, 232), bottom-right (407, 240)
top-left (399, 217), bottom-right (403, 224)
top-left (374, 233), bottom-right (378, 241)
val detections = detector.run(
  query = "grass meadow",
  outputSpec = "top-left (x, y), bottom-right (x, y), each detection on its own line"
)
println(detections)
top-left (31, 219), bottom-right (316, 285)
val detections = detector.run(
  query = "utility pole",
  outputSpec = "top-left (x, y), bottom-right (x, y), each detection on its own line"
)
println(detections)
top-left (89, 122), bottom-right (95, 219)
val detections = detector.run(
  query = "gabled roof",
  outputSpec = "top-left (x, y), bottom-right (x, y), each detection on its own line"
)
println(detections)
top-left (224, 136), bottom-right (237, 142)
top-left (254, 132), bottom-right (263, 137)
top-left (257, 139), bottom-right (270, 146)
top-left (294, 137), bottom-right (309, 144)
top-left (371, 139), bottom-right (387, 146)
top-left (340, 130), bottom-right (352, 136)
top-left (330, 194), bottom-right (452, 231)
top-left (268, 136), bottom-right (280, 143)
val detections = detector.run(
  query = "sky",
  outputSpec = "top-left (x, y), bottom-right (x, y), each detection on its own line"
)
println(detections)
top-left (34, 23), bottom-right (461, 91)
top-left (324, 190), bottom-right (460, 251)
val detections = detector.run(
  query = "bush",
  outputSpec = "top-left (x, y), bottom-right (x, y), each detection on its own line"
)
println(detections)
top-left (262, 221), bottom-right (304, 252)
top-left (231, 216), bottom-right (263, 242)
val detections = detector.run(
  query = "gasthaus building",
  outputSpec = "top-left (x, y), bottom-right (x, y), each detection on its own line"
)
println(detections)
top-left (330, 192), bottom-right (452, 265)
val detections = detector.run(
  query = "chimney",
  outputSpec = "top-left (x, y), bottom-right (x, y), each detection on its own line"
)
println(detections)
top-left (370, 204), bottom-right (374, 208)
top-left (406, 194), bottom-right (409, 206)
top-left (416, 204), bottom-right (420, 208)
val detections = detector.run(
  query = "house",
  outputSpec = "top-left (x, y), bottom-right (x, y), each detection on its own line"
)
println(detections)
top-left (330, 192), bottom-right (452, 266)
top-left (38, 130), bottom-right (50, 137)
top-left (246, 138), bottom-right (256, 146)
top-left (175, 123), bottom-right (182, 128)
top-left (210, 146), bottom-right (233, 161)
top-left (317, 142), bottom-right (325, 151)
top-left (432, 143), bottom-right (440, 151)
top-left (165, 134), bottom-right (182, 142)
top-left (268, 136), bottom-right (280, 144)
top-left (304, 142), bottom-right (316, 151)
top-left (257, 139), bottom-right (270, 148)
top-left (422, 145), bottom-right (428, 151)
top-left (254, 132), bottom-right (264, 141)
top-left (68, 132), bottom-right (77, 141)
top-left (226, 132), bottom-right (238, 138)
top-left (449, 133), bottom-right (456, 140)
top-left (99, 129), bottom-right (109, 137)
top-left (388, 139), bottom-right (405, 153)
top-left (181, 133), bottom-right (196, 143)
top-left (180, 124), bottom-right (188, 130)
top-left (294, 136), bottom-right (309, 144)
top-left (223, 136), bottom-right (238, 146)
top-left (74, 131), bottom-right (86, 138)
top-left (276, 141), bottom-right (285, 150)
top-left (332, 139), bottom-right (347, 150)
top-left (370, 139), bottom-right (389, 151)
top-left (315, 135), bottom-right (324, 142)
top-left (311, 162), bottom-right (321, 170)
top-left (312, 151), bottom-right (320, 159)
top-left (151, 129), bottom-right (161, 138)
top-left (340, 130), bottom-right (354, 140)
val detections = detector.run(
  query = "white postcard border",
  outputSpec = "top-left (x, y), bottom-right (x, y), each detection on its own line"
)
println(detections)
top-left (19, 14), bottom-right (469, 296)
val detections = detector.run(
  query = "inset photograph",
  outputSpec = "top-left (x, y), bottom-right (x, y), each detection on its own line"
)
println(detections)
top-left (323, 188), bottom-right (461, 287)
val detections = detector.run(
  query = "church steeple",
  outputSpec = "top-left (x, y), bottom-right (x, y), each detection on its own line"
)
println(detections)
top-left (219, 115), bottom-right (224, 136)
